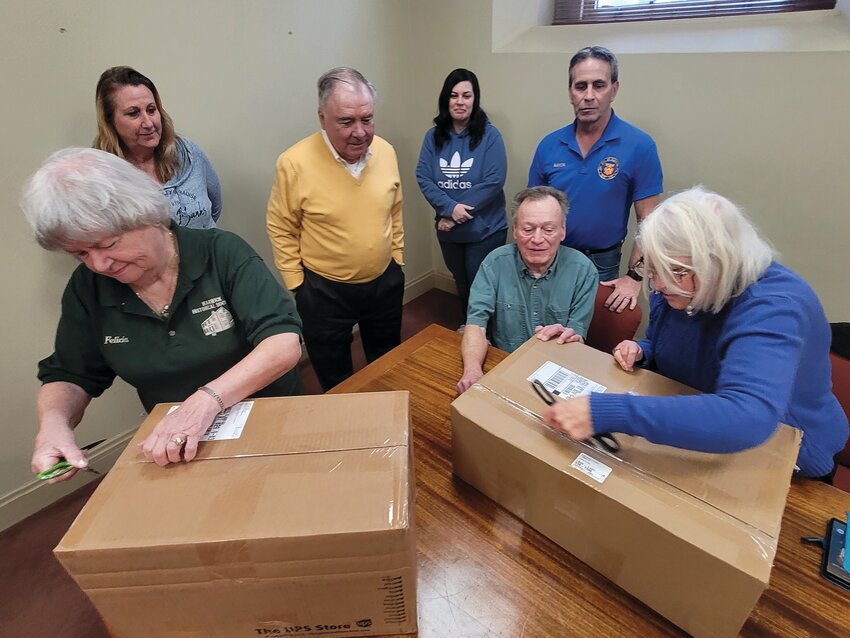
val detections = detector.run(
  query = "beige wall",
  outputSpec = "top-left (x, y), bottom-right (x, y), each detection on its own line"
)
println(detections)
top-left (0, 0), bottom-right (432, 522)
top-left (2, 0), bottom-right (848, 524)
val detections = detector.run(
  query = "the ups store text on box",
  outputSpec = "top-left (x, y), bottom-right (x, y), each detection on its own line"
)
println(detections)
top-left (452, 338), bottom-right (800, 638)
top-left (55, 392), bottom-right (417, 638)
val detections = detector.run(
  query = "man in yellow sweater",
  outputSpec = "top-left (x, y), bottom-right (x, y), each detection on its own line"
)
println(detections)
top-left (266, 67), bottom-right (405, 391)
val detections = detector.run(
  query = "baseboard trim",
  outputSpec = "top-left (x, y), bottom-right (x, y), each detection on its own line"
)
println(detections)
top-left (0, 428), bottom-right (136, 532)
top-left (431, 271), bottom-right (457, 295)
top-left (402, 269), bottom-right (438, 303)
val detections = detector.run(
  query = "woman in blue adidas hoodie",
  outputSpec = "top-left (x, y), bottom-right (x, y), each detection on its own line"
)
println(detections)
top-left (543, 187), bottom-right (848, 479)
top-left (416, 68), bottom-right (508, 318)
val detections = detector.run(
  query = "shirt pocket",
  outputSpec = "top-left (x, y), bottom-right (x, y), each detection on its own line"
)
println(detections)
top-left (545, 303), bottom-right (572, 326)
top-left (493, 301), bottom-right (528, 351)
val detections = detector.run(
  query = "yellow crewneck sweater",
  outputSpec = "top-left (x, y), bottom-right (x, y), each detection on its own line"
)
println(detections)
top-left (266, 132), bottom-right (404, 289)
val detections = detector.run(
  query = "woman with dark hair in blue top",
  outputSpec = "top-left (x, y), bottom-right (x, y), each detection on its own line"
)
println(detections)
top-left (416, 68), bottom-right (508, 321)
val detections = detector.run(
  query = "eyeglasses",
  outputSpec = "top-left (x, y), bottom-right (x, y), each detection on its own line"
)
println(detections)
top-left (632, 257), bottom-right (692, 284)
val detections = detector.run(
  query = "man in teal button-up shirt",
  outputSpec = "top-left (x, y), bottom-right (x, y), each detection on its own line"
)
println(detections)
top-left (457, 186), bottom-right (598, 393)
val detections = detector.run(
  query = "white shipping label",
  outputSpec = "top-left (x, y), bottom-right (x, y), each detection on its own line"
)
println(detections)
top-left (528, 361), bottom-right (607, 398)
top-left (166, 401), bottom-right (253, 441)
top-left (571, 453), bottom-right (612, 483)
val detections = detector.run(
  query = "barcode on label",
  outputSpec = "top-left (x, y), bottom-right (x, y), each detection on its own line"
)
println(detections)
top-left (528, 361), bottom-right (607, 399)
top-left (203, 410), bottom-right (229, 439)
top-left (545, 369), bottom-right (568, 392)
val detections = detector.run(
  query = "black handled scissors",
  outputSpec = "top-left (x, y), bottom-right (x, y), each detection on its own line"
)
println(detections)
top-left (36, 439), bottom-right (105, 481)
top-left (530, 379), bottom-right (620, 454)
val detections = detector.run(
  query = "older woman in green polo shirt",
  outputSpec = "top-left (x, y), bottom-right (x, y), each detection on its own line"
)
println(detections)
top-left (21, 148), bottom-right (303, 477)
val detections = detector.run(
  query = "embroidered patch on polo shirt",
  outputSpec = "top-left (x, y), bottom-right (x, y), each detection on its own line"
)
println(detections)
top-left (201, 307), bottom-right (235, 336)
top-left (598, 157), bottom-right (620, 180)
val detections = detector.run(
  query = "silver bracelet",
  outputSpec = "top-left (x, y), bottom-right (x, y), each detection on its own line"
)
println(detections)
top-left (198, 385), bottom-right (225, 412)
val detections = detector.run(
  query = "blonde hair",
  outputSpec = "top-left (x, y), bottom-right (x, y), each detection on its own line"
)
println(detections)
top-left (638, 186), bottom-right (774, 313)
top-left (93, 66), bottom-right (179, 183)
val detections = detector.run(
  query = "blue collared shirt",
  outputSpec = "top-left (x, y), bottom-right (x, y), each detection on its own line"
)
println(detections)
top-left (466, 244), bottom-right (598, 352)
top-left (528, 112), bottom-right (662, 251)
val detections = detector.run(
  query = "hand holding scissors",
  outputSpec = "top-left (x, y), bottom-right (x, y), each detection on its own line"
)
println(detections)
top-left (531, 379), bottom-right (620, 454)
top-left (34, 439), bottom-right (105, 482)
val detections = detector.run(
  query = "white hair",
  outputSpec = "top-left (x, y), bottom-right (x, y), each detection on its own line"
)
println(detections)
top-left (317, 67), bottom-right (377, 107)
top-left (638, 186), bottom-right (775, 313)
top-left (20, 148), bottom-right (171, 250)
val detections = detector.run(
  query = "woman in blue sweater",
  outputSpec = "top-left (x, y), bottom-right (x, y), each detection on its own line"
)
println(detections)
top-left (543, 187), bottom-right (848, 479)
top-left (416, 68), bottom-right (508, 319)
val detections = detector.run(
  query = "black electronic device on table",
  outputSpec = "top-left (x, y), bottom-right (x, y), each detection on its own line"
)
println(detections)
top-left (801, 517), bottom-right (850, 593)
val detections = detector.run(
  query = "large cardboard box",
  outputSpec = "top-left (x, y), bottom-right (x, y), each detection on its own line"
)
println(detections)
top-left (55, 392), bottom-right (417, 638)
top-left (452, 339), bottom-right (801, 638)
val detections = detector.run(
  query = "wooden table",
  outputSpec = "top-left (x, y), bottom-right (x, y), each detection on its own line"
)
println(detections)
top-left (332, 324), bottom-right (850, 637)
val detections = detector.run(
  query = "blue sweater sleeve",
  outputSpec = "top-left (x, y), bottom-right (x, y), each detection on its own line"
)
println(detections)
top-left (198, 146), bottom-right (222, 222)
top-left (635, 293), bottom-right (664, 365)
top-left (416, 130), bottom-right (457, 219)
top-left (590, 293), bottom-right (808, 453)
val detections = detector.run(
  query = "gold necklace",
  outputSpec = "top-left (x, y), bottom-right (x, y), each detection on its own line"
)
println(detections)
top-left (133, 232), bottom-right (179, 318)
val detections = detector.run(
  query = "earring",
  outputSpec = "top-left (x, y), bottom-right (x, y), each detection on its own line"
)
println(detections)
top-left (685, 303), bottom-right (696, 317)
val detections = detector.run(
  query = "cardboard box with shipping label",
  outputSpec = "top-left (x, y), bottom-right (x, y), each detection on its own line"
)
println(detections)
top-left (55, 391), bottom-right (417, 638)
top-left (451, 339), bottom-right (800, 638)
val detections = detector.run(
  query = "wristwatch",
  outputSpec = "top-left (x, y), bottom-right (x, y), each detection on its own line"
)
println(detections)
top-left (626, 268), bottom-right (643, 282)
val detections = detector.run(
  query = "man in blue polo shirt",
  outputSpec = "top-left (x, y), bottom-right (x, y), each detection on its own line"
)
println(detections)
top-left (528, 46), bottom-right (662, 313)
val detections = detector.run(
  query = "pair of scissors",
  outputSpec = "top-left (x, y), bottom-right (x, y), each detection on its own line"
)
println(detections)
top-left (530, 379), bottom-right (620, 454)
top-left (36, 439), bottom-right (106, 481)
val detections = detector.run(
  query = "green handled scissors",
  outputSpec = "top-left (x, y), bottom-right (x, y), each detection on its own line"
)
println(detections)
top-left (36, 439), bottom-right (106, 481)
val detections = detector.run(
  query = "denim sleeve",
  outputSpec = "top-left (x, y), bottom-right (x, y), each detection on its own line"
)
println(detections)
top-left (466, 261), bottom-right (497, 328)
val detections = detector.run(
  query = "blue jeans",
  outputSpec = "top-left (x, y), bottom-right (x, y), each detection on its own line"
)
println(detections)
top-left (439, 230), bottom-right (507, 318)
top-left (580, 244), bottom-right (622, 282)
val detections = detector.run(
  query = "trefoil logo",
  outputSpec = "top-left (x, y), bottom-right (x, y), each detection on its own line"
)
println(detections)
top-left (440, 151), bottom-right (474, 178)
top-left (438, 152), bottom-right (474, 189)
